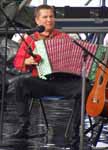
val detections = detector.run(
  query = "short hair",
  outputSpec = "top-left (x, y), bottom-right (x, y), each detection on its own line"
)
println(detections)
top-left (34, 4), bottom-right (55, 18)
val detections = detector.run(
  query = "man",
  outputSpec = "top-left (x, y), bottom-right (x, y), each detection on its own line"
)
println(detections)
top-left (11, 4), bottom-right (90, 150)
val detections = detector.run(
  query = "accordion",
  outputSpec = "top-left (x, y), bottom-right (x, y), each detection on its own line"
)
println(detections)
top-left (34, 37), bottom-right (106, 80)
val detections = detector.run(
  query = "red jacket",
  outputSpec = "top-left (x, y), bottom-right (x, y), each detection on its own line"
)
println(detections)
top-left (13, 29), bottom-right (70, 76)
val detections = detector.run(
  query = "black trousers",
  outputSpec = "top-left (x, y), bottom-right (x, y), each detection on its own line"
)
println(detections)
top-left (15, 72), bottom-right (84, 114)
top-left (15, 72), bottom-right (90, 145)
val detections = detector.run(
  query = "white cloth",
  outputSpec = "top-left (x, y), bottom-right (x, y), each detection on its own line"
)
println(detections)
top-left (103, 33), bottom-right (108, 47)
top-left (12, 33), bottom-right (28, 44)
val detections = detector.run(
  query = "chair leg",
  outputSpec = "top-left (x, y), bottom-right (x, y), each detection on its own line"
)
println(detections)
top-left (29, 98), bottom-right (49, 131)
top-left (65, 110), bottom-right (73, 138)
top-left (39, 98), bottom-right (49, 130)
top-left (29, 98), bottom-right (34, 113)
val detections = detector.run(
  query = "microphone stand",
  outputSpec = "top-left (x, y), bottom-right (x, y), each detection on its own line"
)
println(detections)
top-left (0, 5), bottom-right (29, 144)
top-left (72, 40), bottom-right (108, 150)
top-left (0, 7), bottom-right (11, 144)
top-left (80, 48), bottom-right (87, 150)
top-left (0, 19), bottom-right (9, 143)
top-left (0, 5), bottom-right (45, 144)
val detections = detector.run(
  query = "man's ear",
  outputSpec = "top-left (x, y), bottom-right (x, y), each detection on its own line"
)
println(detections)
top-left (35, 18), bottom-right (39, 24)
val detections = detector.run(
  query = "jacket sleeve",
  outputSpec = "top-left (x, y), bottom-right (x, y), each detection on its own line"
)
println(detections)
top-left (13, 35), bottom-right (42, 72)
top-left (13, 41), bottom-right (27, 72)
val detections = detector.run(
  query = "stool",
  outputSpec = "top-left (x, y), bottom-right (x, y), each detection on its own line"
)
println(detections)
top-left (84, 116), bottom-right (108, 147)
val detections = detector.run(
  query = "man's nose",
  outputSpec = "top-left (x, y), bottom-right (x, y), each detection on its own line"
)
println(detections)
top-left (47, 17), bottom-right (52, 21)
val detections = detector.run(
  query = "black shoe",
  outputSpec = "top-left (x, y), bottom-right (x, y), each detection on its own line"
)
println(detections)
top-left (8, 121), bottom-right (30, 139)
top-left (10, 127), bottom-right (28, 138)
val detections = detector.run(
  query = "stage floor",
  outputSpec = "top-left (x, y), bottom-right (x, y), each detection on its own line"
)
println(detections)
top-left (0, 92), bottom-right (108, 150)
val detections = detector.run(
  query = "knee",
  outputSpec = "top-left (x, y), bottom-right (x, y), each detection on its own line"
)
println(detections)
top-left (15, 77), bottom-right (27, 90)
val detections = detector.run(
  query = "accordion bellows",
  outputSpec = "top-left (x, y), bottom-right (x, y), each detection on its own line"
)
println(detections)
top-left (35, 37), bottom-right (106, 80)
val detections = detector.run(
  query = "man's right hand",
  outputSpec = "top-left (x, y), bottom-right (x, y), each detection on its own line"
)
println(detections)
top-left (24, 54), bottom-right (42, 65)
top-left (24, 56), bottom-right (38, 65)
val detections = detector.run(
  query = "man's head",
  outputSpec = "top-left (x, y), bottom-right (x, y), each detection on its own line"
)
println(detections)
top-left (34, 4), bottom-right (55, 34)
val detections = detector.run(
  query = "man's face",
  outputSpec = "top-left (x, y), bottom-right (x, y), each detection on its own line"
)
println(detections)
top-left (35, 9), bottom-right (55, 32)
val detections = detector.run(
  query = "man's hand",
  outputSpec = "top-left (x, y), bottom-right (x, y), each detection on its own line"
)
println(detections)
top-left (24, 56), bottom-right (38, 65)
